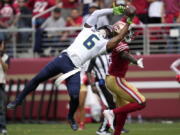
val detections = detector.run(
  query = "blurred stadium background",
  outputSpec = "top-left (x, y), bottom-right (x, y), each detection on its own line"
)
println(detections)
top-left (0, 0), bottom-right (180, 134)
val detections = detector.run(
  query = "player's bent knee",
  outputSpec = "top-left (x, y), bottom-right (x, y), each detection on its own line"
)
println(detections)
top-left (140, 95), bottom-right (146, 103)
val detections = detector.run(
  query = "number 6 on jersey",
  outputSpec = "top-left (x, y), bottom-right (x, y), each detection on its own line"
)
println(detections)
top-left (83, 34), bottom-right (100, 49)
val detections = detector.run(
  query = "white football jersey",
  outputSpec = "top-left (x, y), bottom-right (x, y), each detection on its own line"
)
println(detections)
top-left (65, 27), bottom-right (108, 67)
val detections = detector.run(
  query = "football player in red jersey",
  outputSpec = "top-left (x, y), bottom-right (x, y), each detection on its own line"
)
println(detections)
top-left (103, 21), bottom-right (146, 135)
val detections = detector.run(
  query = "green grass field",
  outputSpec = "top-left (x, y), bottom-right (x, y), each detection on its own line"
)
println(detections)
top-left (7, 122), bottom-right (180, 135)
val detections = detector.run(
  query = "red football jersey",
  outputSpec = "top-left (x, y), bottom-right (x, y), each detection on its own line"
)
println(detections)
top-left (66, 16), bottom-right (83, 27)
top-left (27, 0), bottom-right (56, 18)
top-left (108, 42), bottom-right (130, 78)
top-left (61, 0), bottom-right (79, 8)
top-left (0, 3), bottom-right (20, 23)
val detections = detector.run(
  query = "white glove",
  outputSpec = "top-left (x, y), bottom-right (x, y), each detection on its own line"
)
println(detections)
top-left (137, 58), bottom-right (144, 68)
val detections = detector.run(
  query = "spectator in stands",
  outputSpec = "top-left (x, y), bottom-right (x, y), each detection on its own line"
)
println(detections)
top-left (14, 0), bottom-right (32, 28)
top-left (66, 9), bottom-right (83, 27)
top-left (161, 0), bottom-right (180, 23)
top-left (41, 7), bottom-right (65, 36)
top-left (80, 0), bottom-right (104, 16)
top-left (162, 0), bottom-right (180, 53)
top-left (83, 3), bottom-right (109, 28)
top-left (0, 40), bottom-right (10, 135)
top-left (26, 0), bottom-right (56, 27)
top-left (14, 0), bottom-right (32, 43)
top-left (34, 7), bottom-right (66, 55)
top-left (59, 0), bottom-right (80, 18)
top-left (148, 0), bottom-right (163, 23)
top-left (131, 0), bottom-right (149, 24)
top-left (103, 0), bottom-right (112, 8)
top-left (0, 0), bottom-right (20, 41)
top-left (60, 9), bottom-right (83, 41)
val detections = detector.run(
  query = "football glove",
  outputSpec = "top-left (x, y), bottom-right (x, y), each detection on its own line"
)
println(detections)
top-left (127, 16), bottom-right (134, 24)
top-left (113, 5), bottom-right (126, 15)
top-left (137, 58), bottom-right (144, 68)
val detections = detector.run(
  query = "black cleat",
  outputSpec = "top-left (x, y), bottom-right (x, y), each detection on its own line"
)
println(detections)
top-left (7, 100), bottom-right (21, 110)
top-left (67, 117), bottom-right (78, 131)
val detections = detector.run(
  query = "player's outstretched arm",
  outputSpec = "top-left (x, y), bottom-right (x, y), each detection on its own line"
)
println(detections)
top-left (106, 5), bottom-right (136, 51)
top-left (120, 51), bottom-right (137, 64)
top-left (119, 51), bottom-right (144, 68)
top-left (106, 23), bottom-right (130, 51)
top-left (84, 5), bottom-right (126, 28)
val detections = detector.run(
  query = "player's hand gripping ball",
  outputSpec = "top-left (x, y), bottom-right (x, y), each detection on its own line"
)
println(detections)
top-left (176, 74), bottom-right (180, 83)
top-left (124, 5), bottom-right (136, 17)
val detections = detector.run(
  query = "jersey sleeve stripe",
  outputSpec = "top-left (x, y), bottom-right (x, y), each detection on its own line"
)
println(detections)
top-left (116, 46), bottom-right (129, 52)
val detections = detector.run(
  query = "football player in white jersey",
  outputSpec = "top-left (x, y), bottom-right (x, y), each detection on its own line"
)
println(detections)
top-left (7, 5), bottom-right (136, 131)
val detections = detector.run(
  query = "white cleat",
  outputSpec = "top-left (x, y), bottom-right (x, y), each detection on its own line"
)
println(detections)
top-left (103, 110), bottom-right (115, 130)
top-left (96, 130), bottom-right (112, 135)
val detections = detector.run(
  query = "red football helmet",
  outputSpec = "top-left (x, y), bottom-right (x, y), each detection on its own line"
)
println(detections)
top-left (113, 20), bottom-right (135, 43)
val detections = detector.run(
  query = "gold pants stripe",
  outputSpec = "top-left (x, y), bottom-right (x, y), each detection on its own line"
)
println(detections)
top-left (106, 75), bottom-right (146, 106)
top-left (115, 77), bottom-right (143, 104)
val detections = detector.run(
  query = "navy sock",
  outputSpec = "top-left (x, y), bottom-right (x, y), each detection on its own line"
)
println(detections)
top-left (68, 95), bottom-right (79, 119)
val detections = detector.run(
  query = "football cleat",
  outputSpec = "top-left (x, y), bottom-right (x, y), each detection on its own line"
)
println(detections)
top-left (7, 100), bottom-right (21, 110)
top-left (67, 117), bottom-right (78, 131)
top-left (103, 110), bottom-right (115, 130)
top-left (121, 128), bottom-right (129, 134)
top-left (96, 130), bottom-right (112, 135)
top-left (0, 128), bottom-right (7, 135)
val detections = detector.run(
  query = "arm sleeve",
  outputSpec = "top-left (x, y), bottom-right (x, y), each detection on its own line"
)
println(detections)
top-left (119, 51), bottom-right (137, 65)
top-left (115, 44), bottom-right (129, 53)
top-left (170, 59), bottom-right (180, 74)
top-left (85, 8), bottom-right (113, 27)
top-left (101, 16), bottom-right (109, 26)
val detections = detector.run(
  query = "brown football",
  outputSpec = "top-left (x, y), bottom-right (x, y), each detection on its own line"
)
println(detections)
top-left (124, 5), bottom-right (136, 16)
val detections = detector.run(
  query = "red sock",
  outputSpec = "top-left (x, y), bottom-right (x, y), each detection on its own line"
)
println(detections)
top-left (114, 113), bottom-right (127, 135)
top-left (113, 102), bottom-right (145, 115)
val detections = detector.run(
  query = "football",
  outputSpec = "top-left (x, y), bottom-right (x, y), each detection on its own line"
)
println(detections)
top-left (125, 5), bottom-right (136, 16)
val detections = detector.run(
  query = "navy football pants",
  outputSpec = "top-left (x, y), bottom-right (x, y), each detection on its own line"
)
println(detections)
top-left (16, 52), bottom-right (80, 118)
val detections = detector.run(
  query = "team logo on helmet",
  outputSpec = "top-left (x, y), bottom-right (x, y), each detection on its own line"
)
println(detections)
top-left (113, 21), bottom-right (126, 34)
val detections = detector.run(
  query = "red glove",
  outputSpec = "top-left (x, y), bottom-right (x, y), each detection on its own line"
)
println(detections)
top-left (176, 74), bottom-right (180, 82)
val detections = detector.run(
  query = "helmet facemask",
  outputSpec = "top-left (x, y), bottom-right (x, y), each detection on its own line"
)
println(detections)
top-left (113, 21), bottom-right (135, 43)
top-left (98, 25), bottom-right (117, 39)
top-left (113, 21), bottom-right (126, 34)
top-left (124, 29), bottom-right (135, 43)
